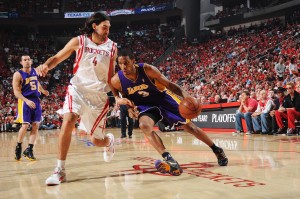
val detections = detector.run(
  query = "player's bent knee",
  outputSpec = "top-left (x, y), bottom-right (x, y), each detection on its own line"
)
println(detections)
top-left (139, 122), bottom-right (152, 132)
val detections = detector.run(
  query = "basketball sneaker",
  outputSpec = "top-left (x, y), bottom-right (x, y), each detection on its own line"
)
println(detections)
top-left (45, 167), bottom-right (66, 186)
top-left (15, 145), bottom-right (22, 161)
top-left (155, 159), bottom-right (183, 176)
top-left (214, 148), bottom-right (228, 166)
top-left (103, 133), bottom-right (115, 162)
top-left (232, 130), bottom-right (241, 136)
top-left (23, 148), bottom-right (36, 161)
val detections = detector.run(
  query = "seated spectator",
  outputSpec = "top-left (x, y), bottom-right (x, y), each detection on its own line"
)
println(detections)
top-left (269, 87), bottom-right (286, 135)
top-left (274, 80), bottom-right (284, 90)
top-left (0, 115), bottom-right (4, 132)
top-left (106, 106), bottom-right (114, 128)
top-left (220, 92), bottom-right (228, 102)
top-left (251, 90), bottom-right (274, 134)
top-left (283, 75), bottom-right (294, 86)
top-left (296, 83), bottom-right (300, 93)
top-left (274, 57), bottom-right (286, 81)
top-left (40, 117), bottom-right (56, 130)
top-left (250, 91), bottom-right (256, 99)
top-left (288, 57), bottom-right (298, 77)
top-left (5, 113), bottom-right (18, 132)
top-left (275, 82), bottom-right (300, 136)
top-left (295, 77), bottom-right (300, 86)
top-left (233, 91), bottom-right (258, 135)
top-left (200, 96), bottom-right (210, 105)
top-left (106, 104), bottom-right (120, 128)
top-left (227, 94), bottom-right (236, 102)
top-left (213, 94), bottom-right (221, 104)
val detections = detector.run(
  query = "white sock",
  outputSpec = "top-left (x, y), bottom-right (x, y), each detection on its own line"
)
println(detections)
top-left (57, 160), bottom-right (65, 169)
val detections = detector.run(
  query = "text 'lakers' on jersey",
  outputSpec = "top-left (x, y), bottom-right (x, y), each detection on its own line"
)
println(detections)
top-left (118, 63), bottom-right (187, 126)
top-left (71, 35), bottom-right (117, 93)
top-left (18, 68), bottom-right (40, 98)
top-left (118, 63), bottom-right (168, 106)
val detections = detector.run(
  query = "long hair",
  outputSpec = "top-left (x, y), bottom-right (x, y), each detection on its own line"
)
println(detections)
top-left (79, 12), bottom-right (110, 35)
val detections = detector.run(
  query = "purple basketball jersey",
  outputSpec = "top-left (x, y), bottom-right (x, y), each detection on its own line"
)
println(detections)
top-left (15, 68), bottom-right (42, 124)
top-left (118, 63), bottom-right (187, 127)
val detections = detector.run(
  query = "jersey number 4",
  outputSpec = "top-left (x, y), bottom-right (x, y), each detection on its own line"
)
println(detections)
top-left (93, 57), bottom-right (97, 66)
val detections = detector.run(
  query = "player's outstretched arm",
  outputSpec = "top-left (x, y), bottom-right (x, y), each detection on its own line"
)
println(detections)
top-left (36, 37), bottom-right (79, 77)
top-left (143, 63), bottom-right (190, 99)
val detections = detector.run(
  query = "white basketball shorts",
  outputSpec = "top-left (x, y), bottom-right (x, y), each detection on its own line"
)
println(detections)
top-left (62, 85), bottom-right (109, 139)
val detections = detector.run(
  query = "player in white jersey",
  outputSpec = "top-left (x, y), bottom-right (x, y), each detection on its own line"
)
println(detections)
top-left (36, 12), bottom-right (122, 186)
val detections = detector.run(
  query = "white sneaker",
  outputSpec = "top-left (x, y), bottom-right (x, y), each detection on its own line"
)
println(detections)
top-left (45, 167), bottom-right (66, 186)
top-left (232, 130), bottom-right (241, 136)
top-left (103, 133), bottom-right (115, 162)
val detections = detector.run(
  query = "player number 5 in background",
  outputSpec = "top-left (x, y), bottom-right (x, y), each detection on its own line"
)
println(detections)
top-left (30, 81), bottom-right (37, 90)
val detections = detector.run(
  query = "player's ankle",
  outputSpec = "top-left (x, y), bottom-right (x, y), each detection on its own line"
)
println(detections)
top-left (210, 143), bottom-right (221, 153)
top-left (162, 152), bottom-right (174, 161)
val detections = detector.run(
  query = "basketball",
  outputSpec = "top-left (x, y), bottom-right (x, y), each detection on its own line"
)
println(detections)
top-left (179, 97), bottom-right (202, 119)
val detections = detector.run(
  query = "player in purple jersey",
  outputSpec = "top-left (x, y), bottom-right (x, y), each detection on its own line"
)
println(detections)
top-left (13, 55), bottom-right (49, 161)
top-left (110, 49), bottom-right (228, 176)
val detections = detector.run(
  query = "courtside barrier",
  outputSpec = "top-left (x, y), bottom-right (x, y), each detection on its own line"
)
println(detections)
top-left (192, 102), bottom-right (240, 132)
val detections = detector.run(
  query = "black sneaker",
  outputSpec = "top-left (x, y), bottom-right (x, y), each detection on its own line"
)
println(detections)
top-left (287, 128), bottom-right (298, 136)
top-left (23, 148), bottom-right (36, 161)
top-left (253, 130), bottom-right (261, 134)
top-left (155, 159), bottom-right (183, 176)
top-left (214, 148), bottom-right (228, 166)
top-left (277, 128), bottom-right (285, 134)
top-left (128, 136), bottom-right (132, 139)
top-left (15, 145), bottom-right (22, 161)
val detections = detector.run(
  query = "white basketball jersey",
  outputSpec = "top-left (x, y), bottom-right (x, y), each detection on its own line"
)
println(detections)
top-left (70, 34), bottom-right (117, 93)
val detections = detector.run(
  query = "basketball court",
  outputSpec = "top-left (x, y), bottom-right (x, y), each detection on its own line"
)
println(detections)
top-left (1, 128), bottom-right (300, 198)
